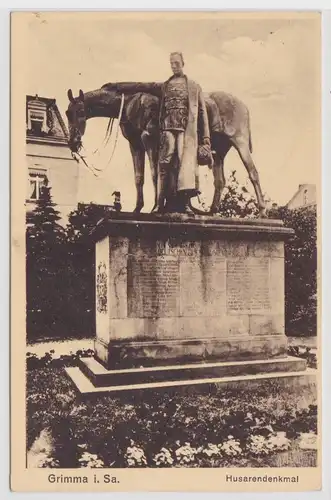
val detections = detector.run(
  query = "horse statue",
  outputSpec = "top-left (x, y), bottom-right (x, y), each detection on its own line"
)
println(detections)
top-left (66, 84), bottom-right (266, 217)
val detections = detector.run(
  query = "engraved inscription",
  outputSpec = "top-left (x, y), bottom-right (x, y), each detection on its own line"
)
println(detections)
top-left (96, 261), bottom-right (108, 314)
top-left (128, 257), bottom-right (155, 318)
top-left (156, 258), bottom-right (180, 316)
top-left (227, 258), bottom-right (270, 312)
top-left (203, 241), bottom-right (248, 259)
top-left (204, 255), bottom-right (226, 313)
top-left (180, 257), bottom-right (203, 316)
top-left (157, 240), bottom-right (197, 257)
top-left (128, 256), bottom-right (179, 318)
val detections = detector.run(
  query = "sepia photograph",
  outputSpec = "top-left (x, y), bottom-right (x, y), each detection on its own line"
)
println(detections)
top-left (11, 10), bottom-right (321, 492)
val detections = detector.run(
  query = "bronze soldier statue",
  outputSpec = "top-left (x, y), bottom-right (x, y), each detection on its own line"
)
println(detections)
top-left (110, 52), bottom-right (212, 215)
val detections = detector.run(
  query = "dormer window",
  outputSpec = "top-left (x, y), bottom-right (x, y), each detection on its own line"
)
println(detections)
top-left (27, 96), bottom-right (49, 137)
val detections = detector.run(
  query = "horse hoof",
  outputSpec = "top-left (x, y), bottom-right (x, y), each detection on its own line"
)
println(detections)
top-left (151, 206), bottom-right (164, 214)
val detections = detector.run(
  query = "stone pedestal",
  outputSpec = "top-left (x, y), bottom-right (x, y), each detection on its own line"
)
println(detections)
top-left (94, 213), bottom-right (290, 369)
top-left (66, 213), bottom-right (312, 396)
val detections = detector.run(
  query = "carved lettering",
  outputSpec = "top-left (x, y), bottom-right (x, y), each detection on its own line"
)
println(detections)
top-left (156, 240), bottom-right (197, 257)
top-left (227, 258), bottom-right (271, 312)
top-left (128, 256), bottom-right (179, 318)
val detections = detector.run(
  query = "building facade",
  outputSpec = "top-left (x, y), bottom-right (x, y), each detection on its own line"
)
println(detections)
top-left (26, 95), bottom-right (79, 225)
top-left (286, 184), bottom-right (317, 210)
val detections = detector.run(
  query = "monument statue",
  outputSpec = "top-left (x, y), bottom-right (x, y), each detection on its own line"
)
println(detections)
top-left (66, 65), bottom-right (266, 216)
top-left (107, 52), bottom-right (213, 215)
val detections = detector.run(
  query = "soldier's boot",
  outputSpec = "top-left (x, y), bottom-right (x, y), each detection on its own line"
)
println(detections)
top-left (176, 191), bottom-right (195, 216)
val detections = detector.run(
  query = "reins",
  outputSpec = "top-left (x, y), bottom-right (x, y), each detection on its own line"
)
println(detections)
top-left (73, 93), bottom-right (125, 178)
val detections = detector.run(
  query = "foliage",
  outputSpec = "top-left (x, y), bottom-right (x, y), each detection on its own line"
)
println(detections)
top-left (64, 203), bottom-right (118, 339)
top-left (26, 348), bottom-right (94, 370)
top-left (268, 205), bottom-right (317, 336)
top-left (26, 201), bottom-right (116, 341)
top-left (288, 345), bottom-right (317, 369)
top-left (27, 367), bottom-right (317, 468)
top-left (26, 186), bottom-right (68, 339)
top-left (66, 203), bottom-right (115, 242)
top-left (217, 171), bottom-right (260, 218)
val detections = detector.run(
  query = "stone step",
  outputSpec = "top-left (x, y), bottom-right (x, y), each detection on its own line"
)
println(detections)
top-left (73, 355), bottom-right (305, 387)
top-left (65, 365), bottom-right (316, 398)
top-left (94, 336), bottom-right (288, 369)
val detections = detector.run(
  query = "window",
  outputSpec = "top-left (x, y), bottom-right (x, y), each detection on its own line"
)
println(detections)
top-left (303, 189), bottom-right (308, 205)
top-left (28, 110), bottom-right (48, 136)
top-left (28, 171), bottom-right (48, 201)
top-left (27, 97), bottom-right (48, 137)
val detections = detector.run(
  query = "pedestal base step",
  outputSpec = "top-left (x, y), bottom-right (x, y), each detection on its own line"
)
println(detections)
top-left (65, 365), bottom-right (316, 397)
top-left (79, 355), bottom-right (306, 387)
top-left (64, 356), bottom-right (313, 397)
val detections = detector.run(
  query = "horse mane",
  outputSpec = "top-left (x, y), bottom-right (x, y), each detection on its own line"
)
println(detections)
top-left (101, 82), bottom-right (115, 91)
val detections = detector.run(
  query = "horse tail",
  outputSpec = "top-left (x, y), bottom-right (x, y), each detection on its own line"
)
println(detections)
top-left (247, 110), bottom-right (253, 153)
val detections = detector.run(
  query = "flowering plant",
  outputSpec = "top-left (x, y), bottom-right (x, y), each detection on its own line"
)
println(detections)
top-left (267, 432), bottom-right (291, 452)
top-left (247, 435), bottom-right (272, 456)
top-left (201, 443), bottom-right (221, 458)
top-left (125, 441), bottom-right (147, 467)
top-left (220, 436), bottom-right (243, 457)
top-left (153, 447), bottom-right (174, 466)
top-left (78, 451), bottom-right (104, 468)
top-left (175, 442), bottom-right (198, 465)
top-left (40, 457), bottom-right (60, 468)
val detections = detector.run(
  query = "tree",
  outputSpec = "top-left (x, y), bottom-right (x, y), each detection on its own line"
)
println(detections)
top-left (63, 203), bottom-right (118, 339)
top-left (66, 202), bottom-right (115, 242)
top-left (26, 184), bottom-right (65, 251)
top-left (26, 185), bottom-right (67, 339)
top-left (268, 205), bottom-right (317, 336)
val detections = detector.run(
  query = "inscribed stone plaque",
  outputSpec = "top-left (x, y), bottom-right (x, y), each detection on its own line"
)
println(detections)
top-left (180, 256), bottom-right (204, 316)
top-left (227, 258), bottom-right (271, 312)
top-left (128, 255), bottom-right (179, 318)
top-left (156, 256), bottom-right (180, 317)
top-left (203, 254), bottom-right (226, 315)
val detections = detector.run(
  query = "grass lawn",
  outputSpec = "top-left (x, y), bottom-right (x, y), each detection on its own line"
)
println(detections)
top-left (27, 365), bottom-right (318, 469)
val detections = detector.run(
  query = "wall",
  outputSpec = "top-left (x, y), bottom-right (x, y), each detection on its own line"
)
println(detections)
top-left (287, 184), bottom-right (316, 210)
top-left (26, 141), bottom-right (79, 225)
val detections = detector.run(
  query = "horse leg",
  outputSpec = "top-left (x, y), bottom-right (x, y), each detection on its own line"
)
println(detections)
top-left (210, 154), bottom-right (225, 214)
top-left (141, 130), bottom-right (158, 212)
top-left (232, 137), bottom-right (267, 217)
top-left (210, 135), bottom-right (231, 214)
top-left (129, 143), bottom-right (145, 213)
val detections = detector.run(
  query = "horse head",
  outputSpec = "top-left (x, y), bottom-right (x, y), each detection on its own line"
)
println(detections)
top-left (66, 89), bottom-right (86, 153)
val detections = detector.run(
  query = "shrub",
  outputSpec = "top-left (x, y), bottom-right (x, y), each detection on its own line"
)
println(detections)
top-left (27, 368), bottom-right (318, 468)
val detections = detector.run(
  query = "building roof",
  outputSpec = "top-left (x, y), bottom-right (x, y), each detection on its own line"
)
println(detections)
top-left (286, 183), bottom-right (317, 210)
top-left (26, 94), bottom-right (69, 145)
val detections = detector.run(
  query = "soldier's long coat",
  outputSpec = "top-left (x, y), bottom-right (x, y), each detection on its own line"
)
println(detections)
top-left (109, 76), bottom-right (210, 192)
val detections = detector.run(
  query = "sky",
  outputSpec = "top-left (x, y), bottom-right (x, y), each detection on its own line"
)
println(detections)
top-left (25, 12), bottom-right (321, 212)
